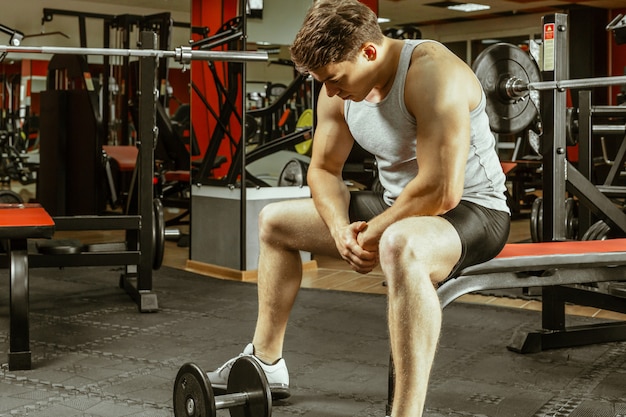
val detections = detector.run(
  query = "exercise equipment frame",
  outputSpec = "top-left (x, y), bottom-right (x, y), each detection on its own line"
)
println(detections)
top-left (0, 32), bottom-right (267, 312)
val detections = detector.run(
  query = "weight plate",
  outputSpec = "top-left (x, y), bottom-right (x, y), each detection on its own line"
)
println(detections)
top-left (472, 43), bottom-right (541, 134)
top-left (295, 108), bottom-right (314, 130)
top-left (565, 107), bottom-right (579, 146)
top-left (153, 198), bottom-right (165, 270)
top-left (564, 198), bottom-right (577, 240)
top-left (36, 240), bottom-right (83, 255)
top-left (530, 197), bottom-right (543, 242)
top-left (173, 363), bottom-right (215, 417)
top-left (277, 158), bottom-right (308, 187)
top-left (228, 357), bottom-right (272, 417)
top-left (582, 220), bottom-right (611, 241)
top-left (0, 189), bottom-right (24, 203)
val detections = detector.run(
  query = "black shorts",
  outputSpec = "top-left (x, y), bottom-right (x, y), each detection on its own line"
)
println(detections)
top-left (348, 191), bottom-right (510, 280)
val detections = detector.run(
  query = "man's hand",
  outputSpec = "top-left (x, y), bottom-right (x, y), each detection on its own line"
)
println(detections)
top-left (333, 221), bottom-right (378, 274)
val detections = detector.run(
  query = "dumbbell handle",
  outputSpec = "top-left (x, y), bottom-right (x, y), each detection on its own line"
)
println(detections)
top-left (215, 392), bottom-right (250, 410)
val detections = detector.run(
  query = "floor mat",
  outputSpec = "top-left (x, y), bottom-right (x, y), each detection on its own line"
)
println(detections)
top-left (0, 266), bottom-right (625, 417)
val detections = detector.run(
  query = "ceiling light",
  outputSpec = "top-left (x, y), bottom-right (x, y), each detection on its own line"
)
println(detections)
top-left (447, 2), bottom-right (490, 12)
top-left (378, 17), bottom-right (391, 23)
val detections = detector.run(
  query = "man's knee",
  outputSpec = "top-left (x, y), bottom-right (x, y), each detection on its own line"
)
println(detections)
top-left (258, 201), bottom-right (291, 243)
top-left (379, 218), bottom-right (456, 287)
top-left (379, 223), bottom-right (406, 264)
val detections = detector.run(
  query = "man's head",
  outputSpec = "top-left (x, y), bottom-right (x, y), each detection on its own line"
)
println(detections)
top-left (290, 0), bottom-right (384, 74)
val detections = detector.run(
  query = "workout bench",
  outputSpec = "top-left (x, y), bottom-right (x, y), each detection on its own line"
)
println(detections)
top-left (387, 238), bottom-right (626, 414)
top-left (0, 203), bottom-right (55, 370)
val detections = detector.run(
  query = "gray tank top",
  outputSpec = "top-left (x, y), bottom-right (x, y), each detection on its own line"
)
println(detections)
top-left (344, 39), bottom-right (509, 213)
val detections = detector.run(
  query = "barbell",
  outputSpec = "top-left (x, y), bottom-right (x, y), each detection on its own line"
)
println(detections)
top-left (173, 357), bottom-right (272, 417)
top-left (472, 43), bottom-right (626, 134)
top-left (0, 44), bottom-right (268, 65)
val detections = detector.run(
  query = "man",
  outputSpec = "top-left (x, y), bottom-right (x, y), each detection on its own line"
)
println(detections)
top-left (207, 1), bottom-right (510, 415)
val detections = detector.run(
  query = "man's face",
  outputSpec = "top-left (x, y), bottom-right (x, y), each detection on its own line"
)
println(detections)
top-left (310, 53), bottom-right (373, 102)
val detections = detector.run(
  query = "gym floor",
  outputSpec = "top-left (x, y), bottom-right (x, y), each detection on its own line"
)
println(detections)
top-left (2, 183), bottom-right (626, 417)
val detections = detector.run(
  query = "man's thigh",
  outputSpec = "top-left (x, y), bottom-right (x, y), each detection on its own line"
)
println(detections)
top-left (386, 215), bottom-right (464, 283)
top-left (440, 200), bottom-right (510, 278)
top-left (263, 197), bottom-right (339, 257)
top-left (383, 201), bottom-right (509, 282)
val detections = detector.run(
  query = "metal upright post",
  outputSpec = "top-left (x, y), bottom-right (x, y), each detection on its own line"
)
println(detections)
top-left (540, 13), bottom-right (569, 241)
top-left (577, 90), bottom-right (593, 235)
top-left (125, 31), bottom-right (159, 312)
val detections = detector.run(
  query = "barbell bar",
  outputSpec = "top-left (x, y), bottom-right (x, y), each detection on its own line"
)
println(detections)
top-left (505, 74), bottom-right (626, 98)
top-left (473, 42), bottom-right (626, 134)
top-left (0, 44), bottom-right (268, 64)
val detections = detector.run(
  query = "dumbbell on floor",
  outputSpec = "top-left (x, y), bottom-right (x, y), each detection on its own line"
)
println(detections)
top-left (173, 356), bottom-right (272, 417)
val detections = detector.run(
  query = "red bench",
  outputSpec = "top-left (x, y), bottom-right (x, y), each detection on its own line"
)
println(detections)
top-left (0, 203), bottom-right (55, 370)
top-left (439, 238), bottom-right (626, 308)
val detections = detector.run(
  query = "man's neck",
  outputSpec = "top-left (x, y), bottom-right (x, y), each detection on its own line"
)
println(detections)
top-left (365, 38), bottom-right (404, 103)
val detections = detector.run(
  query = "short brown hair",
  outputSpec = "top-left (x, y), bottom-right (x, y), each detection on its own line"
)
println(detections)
top-left (290, 0), bottom-right (384, 74)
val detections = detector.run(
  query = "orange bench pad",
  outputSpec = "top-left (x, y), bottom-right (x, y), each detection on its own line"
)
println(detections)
top-left (103, 145), bottom-right (138, 172)
top-left (0, 204), bottom-right (55, 228)
top-left (164, 170), bottom-right (191, 182)
top-left (497, 239), bottom-right (626, 259)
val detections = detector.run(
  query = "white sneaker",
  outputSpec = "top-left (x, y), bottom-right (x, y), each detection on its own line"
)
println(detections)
top-left (206, 343), bottom-right (290, 400)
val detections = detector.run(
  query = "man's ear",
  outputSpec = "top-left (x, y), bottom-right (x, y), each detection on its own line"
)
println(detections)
top-left (363, 44), bottom-right (377, 61)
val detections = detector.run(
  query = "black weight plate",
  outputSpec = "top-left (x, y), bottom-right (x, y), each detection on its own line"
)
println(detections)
top-left (581, 220), bottom-right (607, 241)
top-left (564, 198), bottom-right (577, 240)
top-left (472, 43), bottom-right (541, 134)
top-left (228, 357), bottom-right (272, 417)
top-left (530, 197), bottom-right (542, 242)
top-left (277, 159), bottom-right (308, 187)
top-left (0, 189), bottom-right (24, 203)
top-left (36, 239), bottom-right (83, 255)
top-left (587, 220), bottom-right (611, 241)
top-left (153, 198), bottom-right (165, 270)
top-left (173, 363), bottom-right (215, 417)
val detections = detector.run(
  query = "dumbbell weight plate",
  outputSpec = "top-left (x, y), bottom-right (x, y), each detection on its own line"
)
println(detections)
top-left (228, 357), bottom-right (272, 417)
top-left (173, 362), bottom-right (216, 417)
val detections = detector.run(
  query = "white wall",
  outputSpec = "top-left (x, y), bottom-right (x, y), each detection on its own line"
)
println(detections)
top-left (246, 0), bottom-right (312, 46)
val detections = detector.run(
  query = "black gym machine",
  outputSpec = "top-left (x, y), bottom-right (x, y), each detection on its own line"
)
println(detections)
top-left (188, 16), bottom-right (319, 190)
top-left (0, 29), bottom-right (267, 314)
top-left (0, 23), bottom-right (38, 192)
top-left (30, 32), bottom-right (166, 312)
top-left (473, 12), bottom-right (626, 349)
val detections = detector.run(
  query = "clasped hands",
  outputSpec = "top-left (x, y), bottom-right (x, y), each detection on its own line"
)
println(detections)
top-left (334, 221), bottom-right (379, 274)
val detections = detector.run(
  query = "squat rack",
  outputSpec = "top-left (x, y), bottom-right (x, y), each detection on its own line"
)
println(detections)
top-left (0, 34), bottom-right (267, 312)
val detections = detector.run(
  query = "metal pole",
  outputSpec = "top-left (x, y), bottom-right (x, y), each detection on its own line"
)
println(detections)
top-left (540, 13), bottom-right (569, 242)
top-left (137, 31), bottom-right (156, 299)
top-left (0, 45), bottom-right (268, 63)
top-left (577, 90), bottom-right (593, 235)
top-left (531, 75), bottom-right (626, 91)
top-left (505, 74), bottom-right (626, 98)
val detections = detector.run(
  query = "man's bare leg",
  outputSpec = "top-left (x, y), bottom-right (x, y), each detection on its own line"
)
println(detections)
top-left (379, 216), bottom-right (462, 417)
top-left (252, 198), bottom-right (339, 364)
